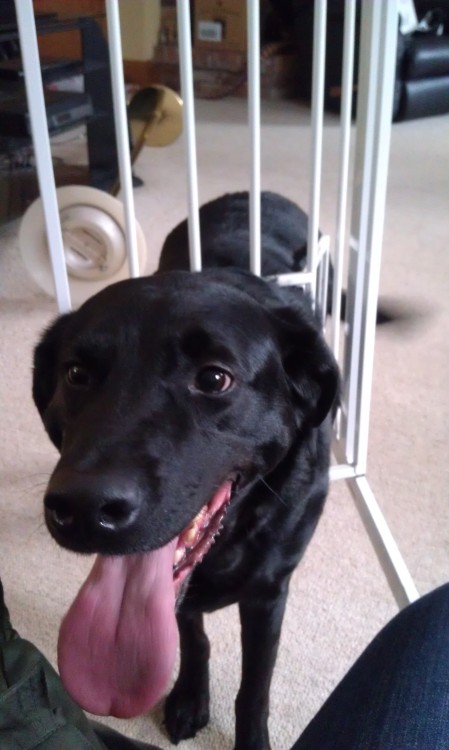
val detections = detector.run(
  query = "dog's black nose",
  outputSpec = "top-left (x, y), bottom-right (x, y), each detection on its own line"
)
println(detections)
top-left (46, 494), bottom-right (138, 531)
top-left (44, 468), bottom-right (141, 548)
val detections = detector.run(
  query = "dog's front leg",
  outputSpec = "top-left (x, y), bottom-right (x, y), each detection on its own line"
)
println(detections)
top-left (164, 609), bottom-right (210, 743)
top-left (234, 584), bottom-right (290, 750)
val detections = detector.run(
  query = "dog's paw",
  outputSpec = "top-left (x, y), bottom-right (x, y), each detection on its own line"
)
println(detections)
top-left (164, 680), bottom-right (210, 743)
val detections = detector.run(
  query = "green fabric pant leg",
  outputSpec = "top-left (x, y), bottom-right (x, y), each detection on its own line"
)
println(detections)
top-left (0, 579), bottom-right (162, 750)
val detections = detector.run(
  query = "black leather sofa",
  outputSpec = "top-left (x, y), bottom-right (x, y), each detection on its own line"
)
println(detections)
top-left (396, 27), bottom-right (449, 120)
top-left (280, 0), bottom-right (449, 121)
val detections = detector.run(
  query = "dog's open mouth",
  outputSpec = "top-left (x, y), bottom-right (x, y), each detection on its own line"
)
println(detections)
top-left (56, 478), bottom-right (236, 720)
top-left (173, 477), bottom-right (236, 591)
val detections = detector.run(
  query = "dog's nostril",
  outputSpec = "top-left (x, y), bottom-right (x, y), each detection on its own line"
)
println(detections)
top-left (98, 499), bottom-right (137, 530)
top-left (47, 498), bottom-right (75, 528)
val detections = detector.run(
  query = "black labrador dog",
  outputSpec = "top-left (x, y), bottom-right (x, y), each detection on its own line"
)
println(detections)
top-left (33, 191), bottom-right (339, 750)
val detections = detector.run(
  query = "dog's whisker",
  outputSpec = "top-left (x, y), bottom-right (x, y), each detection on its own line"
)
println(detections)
top-left (23, 481), bottom-right (48, 491)
top-left (23, 472), bottom-right (52, 479)
top-left (257, 475), bottom-right (288, 506)
top-left (17, 472), bottom-right (51, 484)
top-left (4, 472), bottom-right (50, 493)
top-left (26, 519), bottom-right (47, 541)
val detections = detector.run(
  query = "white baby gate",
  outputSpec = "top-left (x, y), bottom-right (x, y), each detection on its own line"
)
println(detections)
top-left (14, 0), bottom-right (419, 609)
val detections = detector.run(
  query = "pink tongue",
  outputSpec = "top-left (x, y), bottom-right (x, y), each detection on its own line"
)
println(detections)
top-left (57, 539), bottom-right (179, 718)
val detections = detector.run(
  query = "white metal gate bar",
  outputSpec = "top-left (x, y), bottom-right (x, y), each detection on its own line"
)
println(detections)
top-left (176, 0), bottom-right (202, 272)
top-left (307, 0), bottom-right (327, 304)
top-left (247, 0), bottom-right (262, 276)
top-left (330, 0), bottom-right (357, 358)
top-left (268, 270), bottom-right (315, 287)
top-left (105, 0), bottom-right (140, 278)
top-left (14, 0), bottom-right (71, 312)
top-left (343, 0), bottom-right (398, 474)
top-left (340, 0), bottom-right (419, 607)
top-left (351, 477), bottom-right (419, 606)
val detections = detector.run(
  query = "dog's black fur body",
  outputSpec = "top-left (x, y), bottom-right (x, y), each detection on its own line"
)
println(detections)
top-left (159, 191), bottom-right (311, 278)
top-left (33, 192), bottom-right (340, 750)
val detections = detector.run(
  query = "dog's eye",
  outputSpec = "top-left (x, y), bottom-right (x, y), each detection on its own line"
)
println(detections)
top-left (193, 366), bottom-right (233, 394)
top-left (65, 364), bottom-right (91, 389)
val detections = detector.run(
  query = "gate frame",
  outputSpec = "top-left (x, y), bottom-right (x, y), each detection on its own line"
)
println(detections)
top-left (14, 0), bottom-right (419, 609)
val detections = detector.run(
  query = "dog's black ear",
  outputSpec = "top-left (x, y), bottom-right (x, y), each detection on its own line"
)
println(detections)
top-left (33, 313), bottom-right (72, 447)
top-left (271, 305), bottom-right (340, 429)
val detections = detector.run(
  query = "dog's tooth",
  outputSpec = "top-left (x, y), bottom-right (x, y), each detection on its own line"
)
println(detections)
top-left (173, 547), bottom-right (185, 566)
top-left (195, 506), bottom-right (207, 521)
top-left (181, 506), bottom-right (207, 546)
top-left (182, 525), bottom-right (198, 546)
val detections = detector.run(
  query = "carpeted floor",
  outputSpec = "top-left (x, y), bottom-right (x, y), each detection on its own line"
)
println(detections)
top-left (0, 98), bottom-right (448, 749)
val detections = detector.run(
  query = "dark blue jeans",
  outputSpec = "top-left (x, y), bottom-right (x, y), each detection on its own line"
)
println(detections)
top-left (291, 583), bottom-right (449, 750)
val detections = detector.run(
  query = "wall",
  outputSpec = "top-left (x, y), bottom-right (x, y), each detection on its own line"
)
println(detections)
top-left (119, 0), bottom-right (161, 62)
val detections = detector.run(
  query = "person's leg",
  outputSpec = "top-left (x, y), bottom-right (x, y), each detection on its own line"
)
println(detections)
top-left (291, 584), bottom-right (449, 750)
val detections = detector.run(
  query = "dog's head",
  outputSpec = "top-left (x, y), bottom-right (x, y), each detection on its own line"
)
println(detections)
top-left (34, 268), bottom-right (338, 558)
top-left (33, 268), bottom-right (339, 718)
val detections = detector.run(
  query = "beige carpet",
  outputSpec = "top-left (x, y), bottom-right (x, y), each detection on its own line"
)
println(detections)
top-left (0, 98), bottom-right (448, 749)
